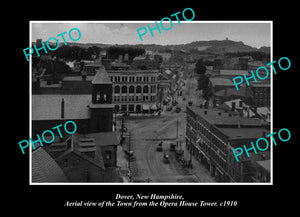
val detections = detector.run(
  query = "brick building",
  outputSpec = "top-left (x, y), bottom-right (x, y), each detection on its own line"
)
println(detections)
top-left (186, 106), bottom-right (270, 182)
top-left (32, 67), bottom-right (121, 182)
top-left (250, 83), bottom-right (270, 107)
top-left (108, 69), bottom-right (159, 113)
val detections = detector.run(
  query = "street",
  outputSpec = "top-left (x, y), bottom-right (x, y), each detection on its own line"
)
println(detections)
top-left (118, 77), bottom-right (215, 183)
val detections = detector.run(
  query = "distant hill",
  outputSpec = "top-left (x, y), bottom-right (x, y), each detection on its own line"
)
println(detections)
top-left (62, 39), bottom-right (270, 55)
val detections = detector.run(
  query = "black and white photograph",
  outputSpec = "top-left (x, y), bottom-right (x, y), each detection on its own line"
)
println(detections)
top-left (29, 21), bottom-right (272, 184)
top-left (8, 3), bottom-right (299, 213)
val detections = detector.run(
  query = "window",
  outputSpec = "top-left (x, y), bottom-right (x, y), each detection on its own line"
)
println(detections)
top-left (114, 105), bottom-right (120, 113)
top-left (129, 104), bottom-right (134, 112)
top-left (143, 85), bottom-right (149, 93)
top-left (136, 86), bottom-right (142, 93)
top-left (105, 151), bottom-right (112, 160)
top-left (129, 85), bottom-right (135, 93)
top-left (114, 85), bottom-right (120, 93)
top-left (96, 92), bottom-right (101, 103)
top-left (121, 104), bottom-right (127, 112)
top-left (122, 86), bottom-right (127, 93)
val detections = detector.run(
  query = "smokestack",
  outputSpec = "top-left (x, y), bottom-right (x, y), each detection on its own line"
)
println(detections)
top-left (61, 98), bottom-right (65, 119)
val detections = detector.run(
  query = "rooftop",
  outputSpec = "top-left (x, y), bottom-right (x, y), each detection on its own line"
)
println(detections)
top-left (219, 69), bottom-right (248, 76)
top-left (256, 160), bottom-right (270, 172)
top-left (85, 61), bottom-right (102, 67)
top-left (84, 132), bottom-right (119, 146)
top-left (92, 68), bottom-right (112, 84)
top-left (214, 87), bottom-right (250, 97)
top-left (187, 106), bottom-right (267, 127)
top-left (209, 77), bottom-right (236, 87)
top-left (107, 69), bottom-right (159, 74)
top-left (219, 127), bottom-right (269, 140)
top-left (32, 148), bottom-right (68, 183)
top-left (32, 95), bottom-right (91, 120)
top-left (63, 76), bottom-right (94, 81)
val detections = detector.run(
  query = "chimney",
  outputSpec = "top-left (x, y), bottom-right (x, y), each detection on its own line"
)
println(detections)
top-left (239, 100), bottom-right (243, 108)
top-left (61, 98), bottom-right (64, 119)
top-left (81, 70), bottom-right (87, 81)
top-left (262, 131), bottom-right (266, 137)
top-left (204, 110), bottom-right (208, 115)
top-left (231, 102), bottom-right (236, 112)
top-left (239, 110), bottom-right (243, 117)
top-left (237, 119), bottom-right (241, 128)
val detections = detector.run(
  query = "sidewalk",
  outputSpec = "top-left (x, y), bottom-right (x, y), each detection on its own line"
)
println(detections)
top-left (180, 142), bottom-right (216, 183)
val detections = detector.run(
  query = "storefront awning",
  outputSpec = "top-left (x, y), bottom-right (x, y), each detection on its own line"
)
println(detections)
top-left (142, 104), bottom-right (150, 110)
top-left (150, 104), bottom-right (158, 110)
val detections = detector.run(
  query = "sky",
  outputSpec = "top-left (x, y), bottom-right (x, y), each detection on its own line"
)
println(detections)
top-left (31, 22), bottom-right (271, 48)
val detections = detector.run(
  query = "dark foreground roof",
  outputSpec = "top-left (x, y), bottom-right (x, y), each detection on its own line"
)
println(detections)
top-left (32, 148), bottom-right (68, 183)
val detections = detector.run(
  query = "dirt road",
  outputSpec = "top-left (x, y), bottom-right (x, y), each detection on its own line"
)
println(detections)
top-left (119, 77), bottom-right (214, 183)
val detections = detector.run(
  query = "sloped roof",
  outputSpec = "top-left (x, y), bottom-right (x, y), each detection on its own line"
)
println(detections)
top-left (256, 160), bottom-right (270, 172)
top-left (32, 148), bottom-right (67, 183)
top-left (92, 67), bottom-right (112, 84)
top-left (55, 133), bottom-right (105, 170)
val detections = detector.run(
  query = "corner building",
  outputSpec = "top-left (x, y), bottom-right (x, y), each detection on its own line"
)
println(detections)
top-left (186, 106), bottom-right (270, 182)
top-left (107, 69), bottom-right (159, 113)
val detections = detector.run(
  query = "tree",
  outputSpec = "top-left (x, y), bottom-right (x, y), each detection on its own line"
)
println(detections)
top-left (195, 59), bottom-right (206, 75)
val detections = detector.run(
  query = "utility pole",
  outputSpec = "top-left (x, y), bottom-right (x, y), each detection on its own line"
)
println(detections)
top-left (128, 131), bottom-right (132, 182)
top-left (121, 117), bottom-right (125, 145)
top-left (176, 120), bottom-right (179, 148)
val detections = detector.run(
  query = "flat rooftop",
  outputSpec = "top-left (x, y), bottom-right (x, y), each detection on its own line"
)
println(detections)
top-left (219, 128), bottom-right (269, 140)
top-left (107, 69), bottom-right (159, 74)
top-left (187, 106), bottom-right (268, 127)
top-left (32, 95), bottom-right (91, 120)
top-left (209, 77), bottom-right (236, 87)
top-left (63, 76), bottom-right (94, 81)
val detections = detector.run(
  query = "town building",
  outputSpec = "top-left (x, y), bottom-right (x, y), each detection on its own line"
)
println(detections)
top-left (250, 82), bottom-right (270, 108)
top-left (185, 106), bottom-right (270, 182)
top-left (209, 77), bottom-right (237, 93)
top-left (32, 67), bottom-right (121, 182)
top-left (32, 66), bottom-right (114, 134)
top-left (32, 147), bottom-right (68, 182)
top-left (107, 69), bottom-right (159, 113)
top-left (131, 55), bottom-right (160, 70)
